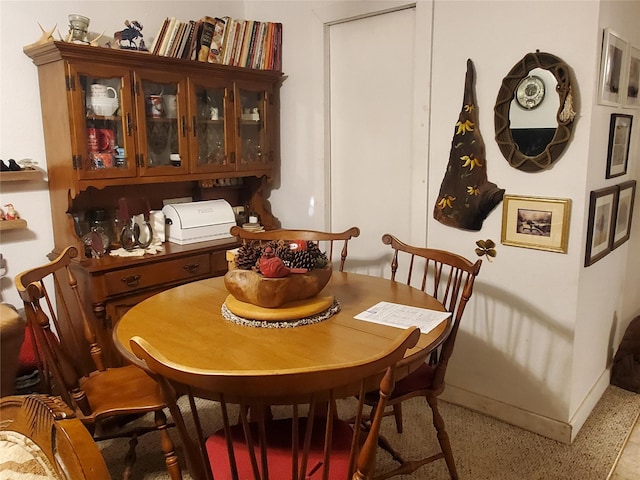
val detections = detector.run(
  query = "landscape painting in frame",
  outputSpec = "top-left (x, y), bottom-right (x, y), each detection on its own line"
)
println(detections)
top-left (585, 186), bottom-right (618, 266)
top-left (612, 180), bottom-right (636, 249)
top-left (501, 195), bottom-right (571, 253)
top-left (599, 28), bottom-right (627, 106)
top-left (606, 114), bottom-right (633, 178)
top-left (624, 45), bottom-right (640, 108)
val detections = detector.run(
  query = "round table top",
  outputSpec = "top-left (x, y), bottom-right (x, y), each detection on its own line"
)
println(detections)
top-left (113, 272), bottom-right (449, 377)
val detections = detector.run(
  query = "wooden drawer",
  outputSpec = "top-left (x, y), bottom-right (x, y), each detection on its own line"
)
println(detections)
top-left (103, 253), bottom-right (211, 296)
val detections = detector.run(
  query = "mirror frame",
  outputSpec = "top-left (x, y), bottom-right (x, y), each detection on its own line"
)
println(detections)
top-left (494, 51), bottom-right (577, 172)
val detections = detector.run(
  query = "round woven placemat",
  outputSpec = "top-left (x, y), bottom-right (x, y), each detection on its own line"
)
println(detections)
top-left (221, 297), bottom-right (341, 328)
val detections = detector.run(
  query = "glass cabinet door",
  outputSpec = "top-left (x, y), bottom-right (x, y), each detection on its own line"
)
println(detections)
top-left (189, 79), bottom-right (234, 173)
top-left (69, 64), bottom-right (136, 180)
top-left (135, 73), bottom-right (188, 176)
top-left (235, 83), bottom-right (272, 171)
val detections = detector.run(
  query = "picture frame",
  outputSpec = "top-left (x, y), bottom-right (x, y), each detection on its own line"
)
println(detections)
top-left (501, 195), bottom-right (571, 253)
top-left (623, 45), bottom-right (640, 108)
top-left (598, 28), bottom-right (628, 106)
top-left (606, 113), bottom-right (633, 178)
top-left (612, 180), bottom-right (636, 249)
top-left (585, 186), bottom-right (618, 266)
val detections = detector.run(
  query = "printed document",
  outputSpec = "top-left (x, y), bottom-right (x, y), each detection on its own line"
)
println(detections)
top-left (355, 301), bottom-right (451, 333)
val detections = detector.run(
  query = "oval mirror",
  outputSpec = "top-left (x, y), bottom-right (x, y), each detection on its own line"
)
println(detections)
top-left (494, 51), bottom-right (578, 172)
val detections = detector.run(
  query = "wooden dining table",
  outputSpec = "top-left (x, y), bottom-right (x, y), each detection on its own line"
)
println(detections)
top-left (113, 272), bottom-right (450, 381)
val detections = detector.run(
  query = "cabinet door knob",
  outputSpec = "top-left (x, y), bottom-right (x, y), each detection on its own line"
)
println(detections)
top-left (181, 116), bottom-right (187, 137)
top-left (121, 274), bottom-right (140, 287)
top-left (192, 116), bottom-right (197, 137)
top-left (184, 263), bottom-right (200, 274)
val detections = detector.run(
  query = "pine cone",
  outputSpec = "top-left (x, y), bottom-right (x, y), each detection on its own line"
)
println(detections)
top-left (235, 242), bottom-right (261, 270)
top-left (290, 250), bottom-right (315, 270)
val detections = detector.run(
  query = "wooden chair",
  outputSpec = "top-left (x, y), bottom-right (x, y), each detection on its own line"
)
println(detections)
top-left (130, 326), bottom-right (421, 480)
top-left (0, 394), bottom-right (111, 479)
top-left (230, 225), bottom-right (360, 272)
top-left (367, 234), bottom-right (482, 480)
top-left (14, 246), bottom-right (181, 480)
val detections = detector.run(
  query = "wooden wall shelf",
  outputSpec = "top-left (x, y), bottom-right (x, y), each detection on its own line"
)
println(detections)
top-left (0, 219), bottom-right (28, 231)
top-left (0, 169), bottom-right (44, 182)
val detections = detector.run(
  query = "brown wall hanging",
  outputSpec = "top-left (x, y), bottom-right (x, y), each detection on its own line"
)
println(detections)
top-left (434, 59), bottom-right (505, 231)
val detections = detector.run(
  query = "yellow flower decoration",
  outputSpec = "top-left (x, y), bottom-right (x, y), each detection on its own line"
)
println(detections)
top-left (437, 195), bottom-right (456, 209)
top-left (461, 155), bottom-right (483, 170)
top-left (463, 104), bottom-right (475, 113)
top-left (455, 119), bottom-right (474, 135)
top-left (467, 185), bottom-right (480, 196)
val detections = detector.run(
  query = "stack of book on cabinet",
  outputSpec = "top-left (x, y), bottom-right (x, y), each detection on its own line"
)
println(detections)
top-left (150, 16), bottom-right (282, 71)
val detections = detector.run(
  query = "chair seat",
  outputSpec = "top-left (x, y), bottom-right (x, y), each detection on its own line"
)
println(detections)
top-left (206, 417), bottom-right (354, 479)
top-left (389, 363), bottom-right (434, 399)
top-left (79, 365), bottom-right (166, 420)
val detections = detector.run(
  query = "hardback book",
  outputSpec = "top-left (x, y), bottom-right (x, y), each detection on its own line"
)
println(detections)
top-left (168, 22), bottom-right (186, 58)
top-left (273, 22), bottom-right (283, 71)
top-left (187, 20), bottom-right (202, 61)
top-left (232, 20), bottom-right (248, 66)
top-left (229, 20), bottom-right (245, 66)
top-left (264, 22), bottom-right (275, 70)
top-left (207, 16), bottom-right (228, 63)
top-left (238, 20), bottom-right (255, 68)
top-left (221, 19), bottom-right (237, 65)
top-left (158, 17), bottom-right (180, 57)
top-left (158, 17), bottom-right (178, 57)
top-left (254, 21), bottom-right (268, 69)
top-left (196, 16), bottom-right (216, 62)
top-left (246, 21), bottom-right (262, 69)
top-left (178, 21), bottom-right (195, 59)
top-left (150, 17), bottom-right (169, 56)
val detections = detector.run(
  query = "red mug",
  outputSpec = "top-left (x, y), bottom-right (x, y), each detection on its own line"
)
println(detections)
top-left (97, 128), bottom-right (115, 152)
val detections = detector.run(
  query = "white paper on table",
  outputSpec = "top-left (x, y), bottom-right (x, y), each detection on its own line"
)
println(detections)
top-left (354, 301), bottom-right (451, 334)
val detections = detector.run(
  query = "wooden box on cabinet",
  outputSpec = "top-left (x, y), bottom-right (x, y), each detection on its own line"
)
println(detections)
top-left (24, 41), bottom-right (283, 369)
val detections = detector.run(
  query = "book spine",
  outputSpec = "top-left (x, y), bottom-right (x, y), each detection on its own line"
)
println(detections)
top-left (197, 16), bottom-right (216, 62)
top-left (222, 19), bottom-right (237, 65)
top-left (168, 22), bottom-right (186, 58)
top-left (273, 22), bottom-right (283, 71)
top-left (207, 16), bottom-right (227, 63)
top-left (158, 17), bottom-right (176, 57)
top-left (188, 20), bottom-right (202, 61)
top-left (232, 20), bottom-right (247, 67)
top-left (245, 21), bottom-right (259, 68)
top-left (150, 17), bottom-right (169, 56)
top-left (238, 20), bottom-right (254, 68)
top-left (255, 22), bottom-right (268, 69)
top-left (179, 21), bottom-right (195, 59)
top-left (264, 22), bottom-right (275, 70)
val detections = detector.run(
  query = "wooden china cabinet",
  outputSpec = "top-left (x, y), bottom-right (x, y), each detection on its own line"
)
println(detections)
top-left (24, 41), bottom-right (282, 369)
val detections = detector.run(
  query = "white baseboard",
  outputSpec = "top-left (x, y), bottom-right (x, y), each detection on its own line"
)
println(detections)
top-left (567, 369), bottom-right (611, 442)
top-left (440, 369), bottom-right (611, 444)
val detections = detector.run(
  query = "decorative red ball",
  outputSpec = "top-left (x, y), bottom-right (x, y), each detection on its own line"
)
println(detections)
top-left (290, 240), bottom-right (307, 251)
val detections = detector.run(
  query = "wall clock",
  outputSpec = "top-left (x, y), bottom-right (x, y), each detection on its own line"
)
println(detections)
top-left (515, 75), bottom-right (545, 109)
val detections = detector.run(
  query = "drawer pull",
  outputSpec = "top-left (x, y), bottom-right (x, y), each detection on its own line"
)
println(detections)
top-left (184, 263), bottom-right (200, 274)
top-left (121, 274), bottom-right (141, 287)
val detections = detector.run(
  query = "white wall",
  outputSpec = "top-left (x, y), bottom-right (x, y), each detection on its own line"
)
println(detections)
top-left (1, 0), bottom-right (639, 443)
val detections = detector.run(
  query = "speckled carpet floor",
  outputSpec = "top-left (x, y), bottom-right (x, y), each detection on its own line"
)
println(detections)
top-left (100, 385), bottom-right (640, 479)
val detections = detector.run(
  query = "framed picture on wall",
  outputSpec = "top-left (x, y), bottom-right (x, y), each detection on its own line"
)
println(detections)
top-left (585, 186), bottom-right (618, 266)
top-left (612, 180), bottom-right (636, 249)
top-left (598, 28), bottom-right (628, 106)
top-left (606, 113), bottom-right (633, 178)
top-left (501, 195), bottom-right (571, 253)
top-left (623, 45), bottom-right (640, 108)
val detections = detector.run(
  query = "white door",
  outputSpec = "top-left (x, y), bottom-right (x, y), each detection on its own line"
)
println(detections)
top-left (329, 7), bottom-right (418, 276)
